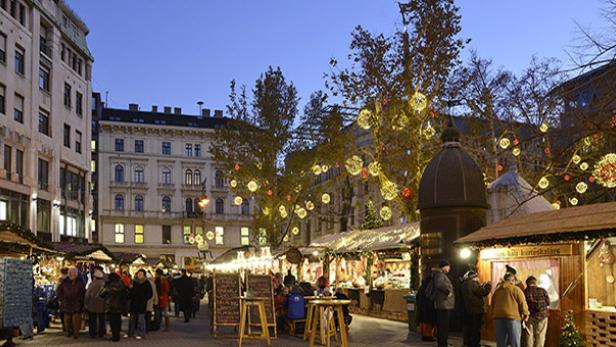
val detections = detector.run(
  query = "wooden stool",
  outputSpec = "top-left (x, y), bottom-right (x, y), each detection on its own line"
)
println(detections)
top-left (308, 300), bottom-right (350, 347)
top-left (287, 318), bottom-right (306, 337)
top-left (238, 297), bottom-right (271, 347)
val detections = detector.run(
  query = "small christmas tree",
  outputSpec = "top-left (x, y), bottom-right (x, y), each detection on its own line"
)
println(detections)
top-left (361, 200), bottom-right (383, 230)
top-left (560, 310), bottom-right (583, 347)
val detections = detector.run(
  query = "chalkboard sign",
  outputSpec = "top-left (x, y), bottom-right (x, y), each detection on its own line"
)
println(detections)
top-left (212, 272), bottom-right (241, 334)
top-left (246, 274), bottom-right (276, 336)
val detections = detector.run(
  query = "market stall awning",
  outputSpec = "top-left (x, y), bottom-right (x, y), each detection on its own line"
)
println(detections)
top-left (0, 224), bottom-right (58, 255)
top-left (210, 246), bottom-right (252, 264)
top-left (455, 201), bottom-right (616, 247)
top-left (113, 252), bottom-right (147, 265)
top-left (52, 242), bottom-right (115, 262)
top-left (310, 222), bottom-right (420, 254)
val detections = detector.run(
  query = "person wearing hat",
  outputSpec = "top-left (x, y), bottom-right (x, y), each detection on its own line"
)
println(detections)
top-left (432, 260), bottom-right (454, 347)
top-left (523, 276), bottom-right (550, 347)
top-left (84, 266), bottom-right (106, 338)
top-left (461, 270), bottom-right (492, 347)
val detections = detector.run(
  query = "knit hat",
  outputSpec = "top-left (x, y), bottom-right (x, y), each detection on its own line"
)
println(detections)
top-left (439, 260), bottom-right (450, 268)
top-left (505, 264), bottom-right (517, 275)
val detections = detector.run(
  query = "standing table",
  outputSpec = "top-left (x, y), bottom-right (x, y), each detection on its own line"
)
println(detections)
top-left (238, 297), bottom-right (271, 347)
top-left (307, 299), bottom-right (351, 347)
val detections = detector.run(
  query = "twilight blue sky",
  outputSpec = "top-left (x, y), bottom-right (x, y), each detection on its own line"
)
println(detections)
top-left (67, 0), bottom-right (605, 115)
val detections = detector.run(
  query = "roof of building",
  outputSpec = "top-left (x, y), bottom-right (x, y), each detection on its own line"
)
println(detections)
top-left (51, 242), bottom-right (115, 261)
top-left (0, 224), bottom-right (57, 255)
top-left (310, 222), bottom-right (420, 253)
top-left (549, 60), bottom-right (616, 95)
top-left (101, 107), bottom-right (230, 129)
top-left (455, 201), bottom-right (616, 247)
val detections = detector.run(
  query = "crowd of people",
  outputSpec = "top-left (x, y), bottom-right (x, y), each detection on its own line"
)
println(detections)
top-left (53, 266), bottom-right (206, 342)
top-left (416, 261), bottom-right (550, 347)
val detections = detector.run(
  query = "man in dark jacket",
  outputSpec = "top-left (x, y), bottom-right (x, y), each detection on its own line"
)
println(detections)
top-left (432, 260), bottom-right (454, 347)
top-left (84, 267), bottom-right (106, 338)
top-left (99, 273), bottom-right (127, 342)
top-left (126, 269), bottom-right (152, 339)
top-left (416, 273), bottom-right (437, 341)
top-left (174, 269), bottom-right (195, 322)
top-left (461, 270), bottom-right (492, 347)
top-left (57, 268), bottom-right (85, 339)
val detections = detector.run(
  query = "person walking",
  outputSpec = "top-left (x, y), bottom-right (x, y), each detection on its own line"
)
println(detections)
top-left (461, 270), bottom-right (492, 347)
top-left (416, 273), bottom-right (437, 342)
top-left (84, 266), bottom-right (106, 338)
top-left (523, 276), bottom-right (550, 347)
top-left (126, 269), bottom-right (152, 339)
top-left (174, 269), bottom-right (195, 322)
top-left (492, 272), bottom-right (529, 347)
top-left (145, 274), bottom-right (158, 333)
top-left (56, 267), bottom-right (69, 333)
top-left (57, 268), bottom-right (85, 339)
top-left (99, 273), bottom-right (127, 342)
top-left (432, 260), bottom-right (454, 347)
top-left (154, 269), bottom-right (171, 331)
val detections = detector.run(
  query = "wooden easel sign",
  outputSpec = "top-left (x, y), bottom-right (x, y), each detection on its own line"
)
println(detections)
top-left (246, 274), bottom-right (277, 338)
top-left (212, 272), bottom-right (241, 337)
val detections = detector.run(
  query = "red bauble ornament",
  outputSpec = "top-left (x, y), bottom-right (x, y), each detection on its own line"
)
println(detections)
top-left (563, 174), bottom-right (571, 182)
top-left (589, 176), bottom-right (596, 183)
top-left (497, 164), bottom-right (503, 172)
top-left (287, 195), bottom-right (292, 201)
top-left (429, 110), bottom-right (437, 118)
top-left (610, 115), bottom-right (616, 128)
top-left (513, 138), bottom-right (519, 146)
top-left (361, 167), bottom-right (369, 180)
top-left (402, 187), bottom-right (413, 198)
top-left (544, 147), bottom-right (551, 154)
top-left (556, 200), bottom-right (561, 205)
top-left (382, 97), bottom-right (389, 105)
top-left (335, 162), bottom-right (341, 168)
top-left (267, 189), bottom-right (273, 196)
top-left (234, 164), bottom-right (241, 171)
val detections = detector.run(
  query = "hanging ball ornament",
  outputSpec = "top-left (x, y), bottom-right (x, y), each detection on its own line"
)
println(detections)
top-left (267, 189), bottom-right (273, 197)
top-left (572, 154), bottom-right (581, 165)
top-left (283, 235), bottom-right (289, 242)
top-left (230, 179), bottom-right (238, 188)
top-left (305, 200), bottom-right (315, 211)
top-left (512, 147), bottom-right (521, 157)
top-left (321, 193), bottom-right (331, 204)
top-left (409, 92), bottom-right (428, 111)
top-left (361, 167), bottom-right (370, 180)
top-left (499, 138), bottom-right (511, 149)
top-left (380, 178), bottom-right (398, 201)
top-left (233, 196), bottom-right (243, 205)
top-left (368, 161), bottom-right (381, 177)
top-left (321, 164), bottom-right (329, 173)
top-left (206, 231), bottom-right (215, 240)
top-left (380, 206), bottom-right (393, 221)
top-left (592, 153), bottom-right (616, 188)
top-left (345, 155), bottom-right (364, 176)
top-left (423, 122), bottom-right (436, 140)
top-left (539, 122), bottom-right (549, 133)
top-left (292, 226), bottom-right (300, 235)
top-left (538, 176), bottom-right (550, 189)
top-left (580, 162), bottom-right (589, 171)
top-left (401, 187), bottom-right (413, 199)
top-left (551, 202), bottom-right (561, 210)
top-left (234, 164), bottom-right (241, 171)
top-left (575, 182), bottom-right (588, 194)
top-left (312, 164), bottom-right (322, 176)
top-left (296, 208), bottom-right (307, 219)
top-left (569, 197), bottom-right (579, 206)
top-left (356, 108), bottom-right (374, 130)
top-left (262, 207), bottom-right (270, 216)
top-left (247, 180), bottom-right (258, 192)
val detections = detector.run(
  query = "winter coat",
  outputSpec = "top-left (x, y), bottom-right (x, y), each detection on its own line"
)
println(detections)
top-left (99, 274), bottom-right (128, 314)
top-left (129, 278), bottom-right (153, 314)
top-left (84, 277), bottom-right (106, 313)
top-left (57, 278), bottom-right (86, 313)
top-left (155, 276), bottom-right (171, 308)
top-left (416, 279), bottom-right (437, 324)
top-left (492, 281), bottom-right (529, 321)
top-left (461, 278), bottom-right (491, 315)
top-left (174, 275), bottom-right (195, 308)
top-left (146, 278), bottom-right (159, 312)
top-left (432, 269), bottom-right (455, 310)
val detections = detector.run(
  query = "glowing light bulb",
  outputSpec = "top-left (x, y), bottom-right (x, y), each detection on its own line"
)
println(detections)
top-left (538, 176), bottom-right (550, 189)
top-left (512, 147), bottom-right (521, 156)
top-left (499, 138), bottom-right (511, 149)
top-left (321, 193), bottom-right (331, 204)
top-left (379, 206), bottom-right (392, 221)
top-left (357, 109), bottom-right (373, 130)
top-left (233, 196), bottom-right (243, 205)
top-left (247, 180), bottom-right (258, 192)
top-left (576, 182), bottom-right (588, 194)
top-left (409, 92), bottom-right (428, 111)
top-left (368, 161), bottom-right (381, 177)
top-left (312, 164), bottom-right (322, 176)
top-left (345, 155), bottom-right (364, 176)
top-left (230, 179), bottom-right (238, 188)
top-left (539, 122), bottom-right (548, 133)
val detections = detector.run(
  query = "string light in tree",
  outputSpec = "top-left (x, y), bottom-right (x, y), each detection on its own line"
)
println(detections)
top-left (380, 206), bottom-right (393, 221)
top-left (575, 182), bottom-right (588, 194)
top-left (512, 147), bottom-right (521, 157)
top-left (296, 208), bottom-right (308, 219)
top-left (551, 201), bottom-right (561, 210)
top-left (321, 164), bottom-right (329, 173)
top-left (409, 92), bottom-right (428, 111)
top-left (247, 180), bottom-right (258, 192)
top-left (569, 197), bottom-right (579, 206)
top-left (321, 193), bottom-right (331, 204)
top-left (262, 207), bottom-right (270, 216)
top-left (305, 201), bottom-right (315, 211)
top-left (312, 164), bottom-right (322, 176)
top-left (572, 154), bottom-right (581, 165)
top-left (580, 162), bottom-right (589, 171)
top-left (345, 155), bottom-right (364, 176)
top-left (538, 176), bottom-right (550, 189)
top-left (423, 122), bottom-right (436, 140)
top-left (230, 179), bottom-right (238, 188)
top-left (206, 231), bottom-right (215, 240)
top-left (279, 207), bottom-right (288, 219)
top-left (291, 226), bottom-right (300, 235)
top-left (592, 153), bottom-right (616, 188)
top-left (357, 108), bottom-right (374, 130)
top-left (233, 196), bottom-right (243, 205)
top-left (368, 161), bottom-right (381, 177)
top-left (539, 122), bottom-right (549, 133)
top-left (283, 235), bottom-right (289, 242)
top-left (380, 178), bottom-right (398, 201)
top-left (499, 138), bottom-right (511, 149)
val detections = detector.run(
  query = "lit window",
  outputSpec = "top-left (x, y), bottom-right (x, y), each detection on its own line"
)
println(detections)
top-left (135, 224), bottom-right (144, 244)
top-left (215, 226), bottom-right (224, 245)
top-left (241, 227), bottom-right (250, 246)
top-left (183, 225), bottom-right (191, 244)
top-left (184, 169), bottom-right (192, 185)
top-left (91, 160), bottom-right (96, 172)
top-left (115, 224), bottom-right (125, 243)
top-left (0, 200), bottom-right (7, 221)
top-left (90, 219), bottom-right (96, 232)
top-left (91, 140), bottom-right (96, 152)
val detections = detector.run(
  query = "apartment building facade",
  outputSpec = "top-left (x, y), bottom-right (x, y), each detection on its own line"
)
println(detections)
top-left (0, 0), bottom-right (93, 241)
top-left (97, 104), bottom-right (254, 267)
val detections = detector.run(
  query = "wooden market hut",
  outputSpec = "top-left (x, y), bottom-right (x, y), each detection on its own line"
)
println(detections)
top-left (51, 242), bottom-right (115, 263)
top-left (455, 201), bottom-right (616, 347)
top-left (0, 224), bottom-right (58, 257)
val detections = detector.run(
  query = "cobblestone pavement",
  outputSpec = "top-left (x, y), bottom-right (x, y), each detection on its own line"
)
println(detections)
top-left (16, 304), bottom-right (480, 347)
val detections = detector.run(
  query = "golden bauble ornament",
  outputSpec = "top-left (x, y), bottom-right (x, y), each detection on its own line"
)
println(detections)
top-left (233, 196), bottom-right (243, 205)
top-left (575, 182), bottom-right (588, 194)
top-left (247, 180), bottom-right (258, 192)
top-left (321, 193), bottom-right (331, 204)
top-left (312, 164), bottom-right (322, 176)
top-left (409, 92), bottom-right (427, 111)
top-left (291, 226), bottom-right (300, 235)
top-left (539, 122), bottom-right (548, 133)
top-left (380, 206), bottom-right (392, 221)
top-left (230, 179), bottom-right (238, 188)
top-left (380, 178), bottom-right (398, 201)
top-left (499, 138), bottom-right (511, 149)
top-left (345, 155), bottom-right (364, 176)
top-left (538, 176), bottom-right (550, 189)
top-left (305, 201), bottom-right (315, 211)
top-left (368, 161), bottom-right (381, 177)
top-left (356, 109), bottom-right (374, 130)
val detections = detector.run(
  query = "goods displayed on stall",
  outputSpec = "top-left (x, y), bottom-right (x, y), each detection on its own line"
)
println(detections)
top-left (211, 272), bottom-right (241, 337)
top-left (245, 274), bottom-right (276, 337)
top-left (0, 258), bottom-right (33, 328)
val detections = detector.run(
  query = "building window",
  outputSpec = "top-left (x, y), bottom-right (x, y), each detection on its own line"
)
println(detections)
top-left (15, 46), bottom-right (24, 75)
top-left (183, 225), bottom-right (191, 244)
top-left (162, 196), bottom-right (171, 212)
top-left (134, 225), bottom-right (144, 243)
top-left (61, 43), bottom-right (66, 61)
top-left (134, 140), bottom-right (144, 153)
top-left (215, 226), bottom-right (224, 245)
top-left (75, 130), bottom-right (82, 154)
top-left (3, 145), bottom-right (11, 180)
top-left (0, 200), bottom-right (6, 221)
top-left (134, 195), bottom-right (144, 211)
top-left (38, 158), bottom-right (48, 191)
top-left (162, 142), bottom-right (171, 155)
top-left (184, 169), bottom-right (192, 185)
top-left (91, 160), bottom-right (95, 172)
top-left (15, 149), bottom-right (22, 184)
top-left (36, 199), bottom-right (50, 234)
top-left (241, 200), bottom-right (250, 215)
top-left (39, 24), bottom-right (50, 56)
top-left (114, 224), bottom-right (124, 243)
top-left (60, 214), bottom-right (77, 237)
top-left (114, 194), bottom-right (124, 210)
top-left (215, 170), bottom-right (224, 188)
top-left (161, 169), bottom-right (171, 184)
top-left (63, 124), bottom-right (71, 147)
top-left (194, 170), bottom-right (201, 185)
top-left (17, 2), bottom-right (25, 25)
top-left (134, 166), bottom-right (144, 183)
top-left (115, 139), bottom-right (124, 152)
top-left (114, 165), bottom-right (124, 182)
top-left (63, 83), bottom-right (71, 108)
top-left (0, 32), bottom-right (6, 63)
top-left (38, 110), bottom-right (50, 136)
top-left (13, 94), bottom-right (23, 123)
top-left (39, 65), bottom-right (50, 91)
top-left (162, 225), bottom-right (171, 244)
top-left (215, 198), bottom-right (224, 214)
top-left (194, 144), bottom-right (201, 157)
top-left (185, 144), bottom-right (192, 157)
top-left (76, 92), bottom-right (83, 116)
top-left (185, 198), bottom-right (193, 214)
top-left (241, 227), bottom-right (250, 246)
top-left (91, 140), bottom-right (96, 152)
top-left (0, 84), bottom-right (5, 114)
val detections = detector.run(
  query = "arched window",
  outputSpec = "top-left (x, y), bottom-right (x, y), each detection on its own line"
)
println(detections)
top-left (184, 169), bottom-right (192, 185)
top-left (134, 166), bottom-right (144, 183)
top-left (162, 196), bottom-right (171, 211)
top-left (194, 170), bottom-right (201, 185)
top-left (114, 165), bottom-right (124, 182)
top-left (215, 170), bottom-right (224, 188)
top-left (134, 195), bottom-right (144, 211)
top-left (241, 200), bottom-right (250, 215)
top-left (114, 194), bottom-right (124, 210)
top-left (161, 168), bottom-right (171, 185)
top-left (185, 198), bottom-right (193, 214)
top-left (215, 198), bottom-right (224, 214)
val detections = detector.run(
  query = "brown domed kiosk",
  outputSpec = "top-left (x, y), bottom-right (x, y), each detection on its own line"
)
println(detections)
top-left (418, 121), bottom-right (488, 275)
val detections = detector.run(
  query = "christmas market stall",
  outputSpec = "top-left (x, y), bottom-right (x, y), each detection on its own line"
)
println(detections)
top-left (455, 201), bottom-right (616, 347)
top-left (113, 252), bottom-right (149, 275)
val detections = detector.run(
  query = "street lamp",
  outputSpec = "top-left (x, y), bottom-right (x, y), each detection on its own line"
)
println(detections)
top-left (198, 195), bottom-right (210, 208)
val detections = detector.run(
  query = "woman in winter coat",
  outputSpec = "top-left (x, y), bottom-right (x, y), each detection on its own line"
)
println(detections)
top-left (57, 268), bottom-right (85, 339)
top-left (84, 267), bottom-right (106, 338)
top-left (145, 276), bottom-right (158, 332)
top-left (126, 269), bottom-right (153, 339)
top-left (416, 274), bottom-right (437, 342)
top-left (154, 269), bottom-right (171, 331)
top-left (99, 273), bottom-right (127, 342)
